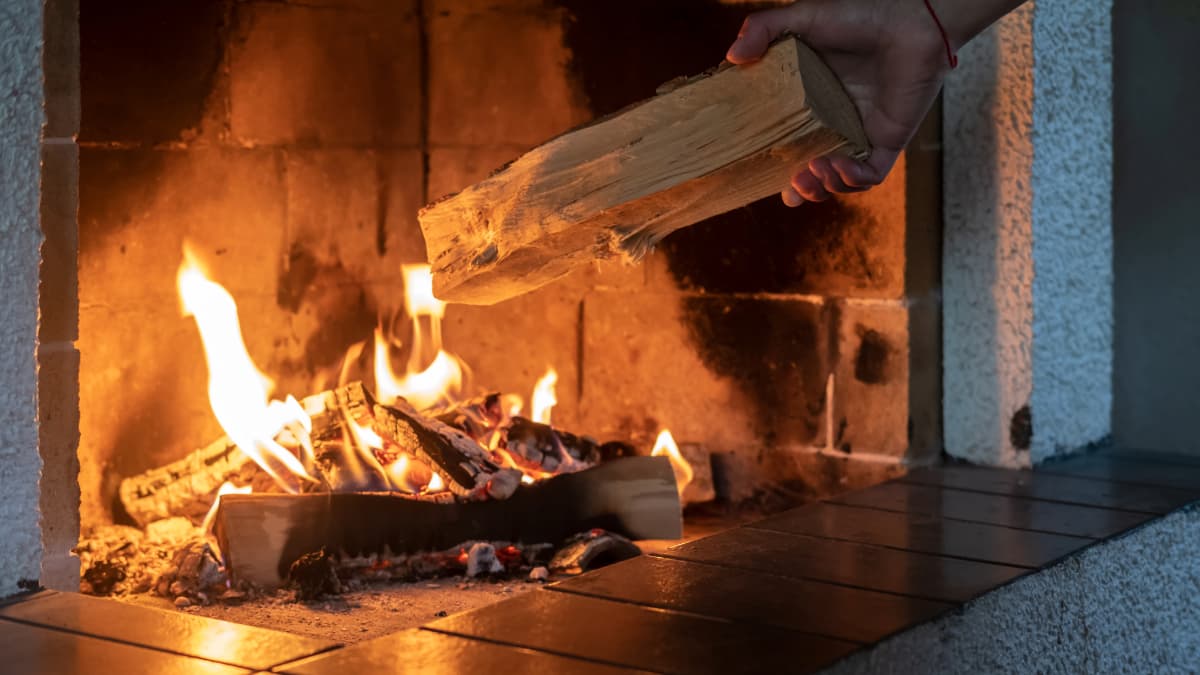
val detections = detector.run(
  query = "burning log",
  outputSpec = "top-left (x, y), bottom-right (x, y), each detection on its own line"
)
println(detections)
top-left (419, 36), bottom-right (869, 305)
top-left (214, 456), bottom-right (681, 587)
top-left (305, 382), bottom-right (522, 499)
top-left (503, 416), bottom-right (600, 473)
top-left (117, 436), bottom-right (257, 528)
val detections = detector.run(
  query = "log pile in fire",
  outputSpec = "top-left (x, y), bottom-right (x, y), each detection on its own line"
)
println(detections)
top-left (81, 249), bottom-right (706, 608)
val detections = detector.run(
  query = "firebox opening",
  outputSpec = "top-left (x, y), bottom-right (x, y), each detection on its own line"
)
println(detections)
top-left (73, 0), bottom-right (940, 637)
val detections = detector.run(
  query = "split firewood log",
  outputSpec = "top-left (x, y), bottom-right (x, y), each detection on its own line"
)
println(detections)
top-left (419, 36), bottom-right (869, 305)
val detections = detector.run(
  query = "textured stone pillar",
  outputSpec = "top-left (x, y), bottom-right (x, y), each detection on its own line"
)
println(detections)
top-left (0, 0), bottom-right (47, 595)
top-left (943, 1), bottom-right (1113, 467)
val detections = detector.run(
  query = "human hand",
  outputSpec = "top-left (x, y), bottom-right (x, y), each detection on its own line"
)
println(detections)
top-left (727, 0), bottom-right (952, 205)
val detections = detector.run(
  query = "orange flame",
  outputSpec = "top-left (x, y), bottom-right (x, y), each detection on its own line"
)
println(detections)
top-left (374, 328), bottom-right (463, 410)
top-left (651, 430), bottom-right (693, 497)
top-left (178, 249), bottom-right (316, 493)
top-left (373, 265), bottom-right (464, 410)
top-left (530, 368), bottom-right (558, 425)
top-left (201, 481), bottom-right (252, 533)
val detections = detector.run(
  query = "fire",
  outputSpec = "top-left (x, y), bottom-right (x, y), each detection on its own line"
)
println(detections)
top-left (178, 249), bottom-right (316, 493)
top-left (373, 265), bottom-right (463, 410)
top-left (200, 481), bottom-right (252, 533)
top-left (181, 255), bottom-right (586, 504)
top-left (651, 430), bottom-right (693, 497)
top-left (530, 368), bottom-right (558, 425)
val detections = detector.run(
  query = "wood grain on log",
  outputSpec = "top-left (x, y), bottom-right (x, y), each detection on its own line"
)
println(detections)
top-left (419, 36), bottom-right (869, 305)
top-left (215, 456), bottom-right (682, 586)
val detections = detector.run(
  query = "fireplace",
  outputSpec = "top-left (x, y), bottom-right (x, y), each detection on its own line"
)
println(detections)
top-left (50, 0), bottom-right (946, 603)
top-left (4, 0), bottom-right (1125, 657)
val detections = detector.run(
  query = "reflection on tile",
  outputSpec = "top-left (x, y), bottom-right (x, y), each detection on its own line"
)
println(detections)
top-left (830, 481), bottom-right (1153, 538)
top-left (751, 503), bottom-right (1092, 569)
top-left (901, 465), bottom-right (1200, 514)
top-left (426, 590), bottom-right (858, 674)
top-left (0, 592), bottom-right (336, 670)
top-left (1036, 455), bottom-right (1200, 491)
top-left (279, 628), bottom-right (638, 674)
top-left (552, 555), bottom-right (952, 644)
top-left (663, 526), bottom-right (1027, 603)
top-left (0, 617), bottom-right (248, 675)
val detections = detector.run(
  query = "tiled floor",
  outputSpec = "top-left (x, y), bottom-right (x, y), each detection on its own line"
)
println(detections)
top-left (4, 447), bottom-right (1198, 674)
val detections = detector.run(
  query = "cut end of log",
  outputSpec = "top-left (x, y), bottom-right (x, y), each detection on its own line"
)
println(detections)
top-left (420, 36), bottom-right (869, 306)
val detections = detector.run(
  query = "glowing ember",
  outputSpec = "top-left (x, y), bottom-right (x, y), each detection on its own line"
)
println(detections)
top-left (651, 429), bottom-right (694, 497)
top-left (427, 472), bottom-right (445, 492)
top-left (178, 248), bottom-right (316, 493)
top-left (530, 368), bottom-right (558, 425)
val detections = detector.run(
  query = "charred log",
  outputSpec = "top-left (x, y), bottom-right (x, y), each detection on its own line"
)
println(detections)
top-left (549, 530), bottom-right (642, 574)
top-left (215, 456), bottom-right (681, 587)
top-left (117, 436), bottom-right (257, 528)
top-left (503, 417), bottom-right (600, 474)
top-left (305, 383), bottom-right (521, 499)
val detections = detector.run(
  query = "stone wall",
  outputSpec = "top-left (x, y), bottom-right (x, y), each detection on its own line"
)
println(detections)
top-left (943, 0), bottom-right (1113, 467)
top-left (77, 0), bottom-right (941, 526)
top-left (0, 0), bottom-right (46, 596)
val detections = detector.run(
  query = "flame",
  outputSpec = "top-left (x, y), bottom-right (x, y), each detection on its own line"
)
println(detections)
top-left (201, 481), bottom-right (252, 533)
top-left (178, 249), bottom-right (316, 492)
top-left (427, 472), bottom-right (445, 493)
top-left (383, 455), bottom-right (430, 494)
top-left (531, 368), bottom-right (558, 425)
top-left (651, 430), bottom-right (693, 497)
top-left (375, 329), bottom-right (464, 410)
top-left (373, 265), bottom-right (464, 410)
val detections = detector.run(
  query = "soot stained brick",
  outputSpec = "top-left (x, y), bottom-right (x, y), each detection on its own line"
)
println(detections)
top-left (81, 0), bottom-right (228, 142)
top-left (855, 328), bottom-right (892, 385)
top-left (680, 297), bottom-right (830, 447)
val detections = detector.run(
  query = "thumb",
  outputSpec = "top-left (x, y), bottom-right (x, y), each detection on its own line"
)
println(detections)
top-left (726, 7), bottom-right (813, 64)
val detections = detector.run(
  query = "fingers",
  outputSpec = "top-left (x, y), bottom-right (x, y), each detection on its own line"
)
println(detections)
top-left (782, 186), bottom-right (804, 207)
top-left (779, 152), bottom-right (896, 207)
top-left (727, 8), bottom-right (807, 64)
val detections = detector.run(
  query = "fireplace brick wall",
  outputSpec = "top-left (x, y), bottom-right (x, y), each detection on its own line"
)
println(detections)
top-left (73, 0), bottom-right (938, 529)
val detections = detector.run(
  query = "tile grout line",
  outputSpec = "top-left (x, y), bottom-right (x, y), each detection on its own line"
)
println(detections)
top-left (417, 626), bottom-right (668, 674)
top-left (741, 521), bottom-right (1061, 570)
top-left (648, 551), bottom-right (999, 606)
top-left (893, 475), bottom-right (1186, 515)
top-left (0, 613), bottom-right (267, 671)
top-left (887, 477), bottom-right (1180, 515)
top-left (820, 495), bottom-right (1151, 540)
top-left (543, 584), bottom-right (869, 647)
top-left (779, 501), bottom-right (1097, 543)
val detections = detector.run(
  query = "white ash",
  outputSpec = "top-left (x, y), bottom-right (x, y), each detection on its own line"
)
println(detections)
top-left (465, 543), bottom-right (505, 578)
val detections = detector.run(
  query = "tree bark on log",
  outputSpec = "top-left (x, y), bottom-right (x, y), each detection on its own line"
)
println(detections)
top-left (419, 36), bottom-right (869, 305)
top-left (215, 456), bottom-right (682, 587)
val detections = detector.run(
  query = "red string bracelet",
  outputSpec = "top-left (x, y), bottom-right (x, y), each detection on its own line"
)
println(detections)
top-left (922, 0), bottom-right (958, 68)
